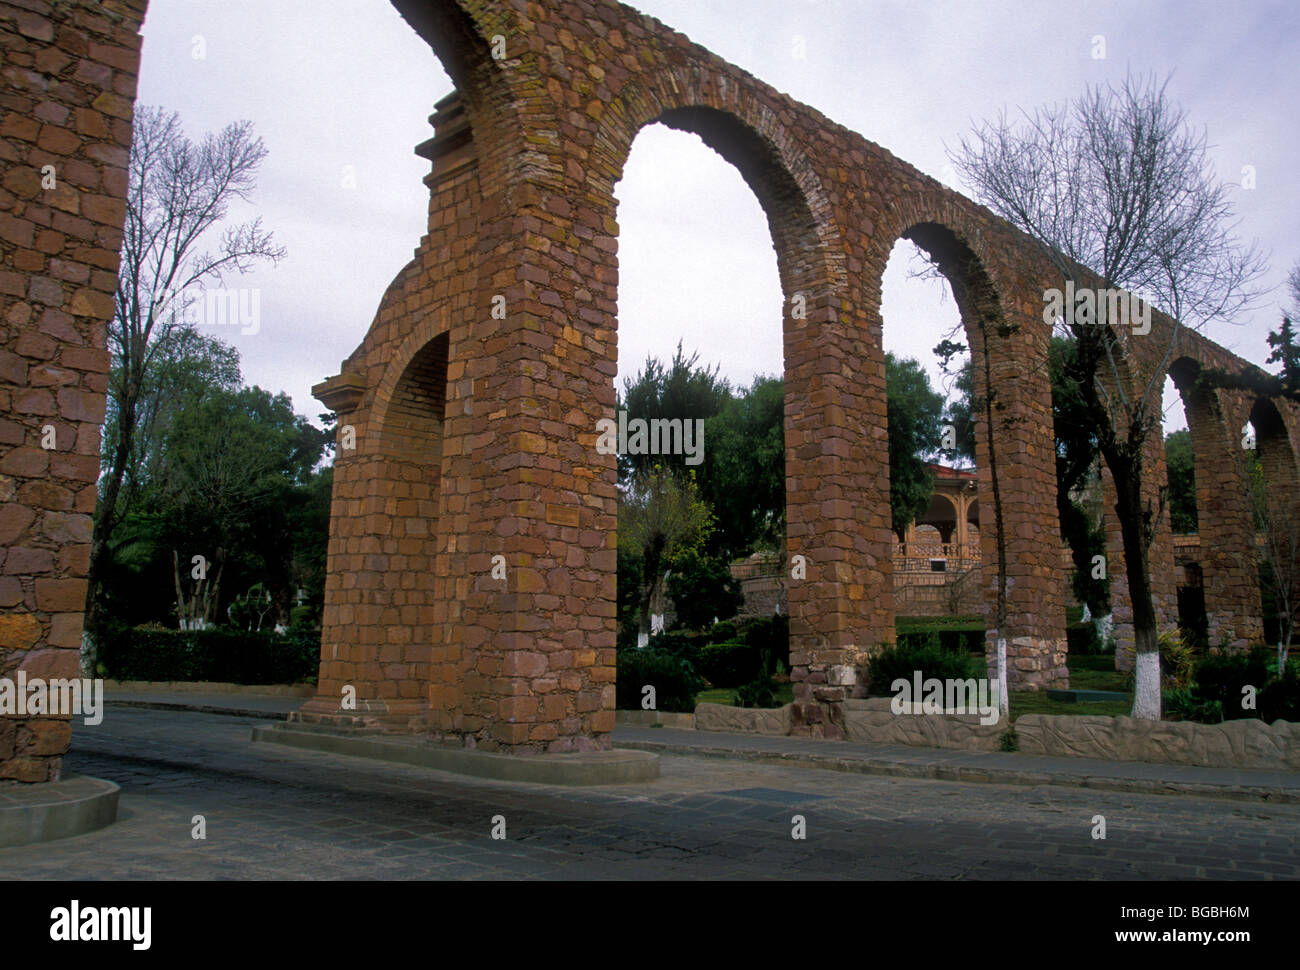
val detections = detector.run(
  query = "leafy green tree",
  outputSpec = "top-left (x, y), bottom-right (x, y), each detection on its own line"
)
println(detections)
top-left (618, 341), bottom-right (731, 483)
top-left (665, 547), bottom-right (744, 630)
top-left (942, 357), bottom-right (977, 465)
top-left (886, 352), bottom-right (944, 539)
top-left (155, 386), bottom-right (326, 628)
top-left (699, 374), bottom-right (784, 559)
top-left (1164, 429), bottom-right (1197, 534)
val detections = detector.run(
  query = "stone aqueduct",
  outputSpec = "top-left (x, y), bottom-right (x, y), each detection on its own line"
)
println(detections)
top-left (1, 0), bottom-right (1297, 778)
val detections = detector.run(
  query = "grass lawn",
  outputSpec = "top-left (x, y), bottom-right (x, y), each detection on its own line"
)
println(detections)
top-left (1008, 692), bottom-right (1131, 720)
top-left (695, 684), bottom-right (793, 707)
top-left (1007, 652), bottom-right (1132, 720)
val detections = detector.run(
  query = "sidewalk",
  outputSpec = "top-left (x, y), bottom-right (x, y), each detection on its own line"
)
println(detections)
top-left (103, 689), bottom-right (1300, 802)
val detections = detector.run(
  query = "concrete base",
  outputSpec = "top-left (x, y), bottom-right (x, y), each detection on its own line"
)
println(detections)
top-left (253, 723), bottom-right (660, 786)
top-left (290, 696), bottom-right (429, 734)
top-left (0, 774), bottom-right (119, 848)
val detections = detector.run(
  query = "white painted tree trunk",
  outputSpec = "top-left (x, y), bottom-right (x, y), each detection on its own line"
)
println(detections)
top-left (1132, 649), bottom-right (1161, 719)
top-left (997, 637), bottom-right (1009, 721)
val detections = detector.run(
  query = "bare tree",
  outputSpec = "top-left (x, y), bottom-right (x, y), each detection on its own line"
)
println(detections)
top-left (950, 72), bottom-right (1266, 719)
top-left (84, 107), bottom-right (284, 666)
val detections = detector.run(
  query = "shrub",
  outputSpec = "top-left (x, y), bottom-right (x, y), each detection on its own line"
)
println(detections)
top-left (616, 621), bottom-right (640, 652)
top-left (1161, 644), bottom-right (1300, 725)
top-left (740, 614), bottom-right (790, 676)
top-left (97, 624), bottom-right (320, 684)
top-left (1158, 628), bottom-right (1197, 689)
top-left (735, 676), bottom-right (781, 709)
top-left (616, 648), bottom-right (702, 712)
top-left (1163, 687), bottom-right (1223, 724)
top-left (707, 620), bottom-right (738, 644)
top-left (698, 639), bottom-right (761, 688)
top-left (1259, 664), bottom-right (1300, 724)
top-left (866, 636), bottom-right (986, 696)
top-left (895, 616), bottom-right (984, 655)
top-left (645, 630), bottom-right (702, 667)
top-left (998, 726), bottom-right (1019, 751)
top-left (665, 548), bottom-right (743, 630)
top-left (1191, 646), bottom-right (1272, 720)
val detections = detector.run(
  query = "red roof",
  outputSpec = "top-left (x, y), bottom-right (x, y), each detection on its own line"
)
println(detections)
top-left (926, 462), bottom-right (978, 481)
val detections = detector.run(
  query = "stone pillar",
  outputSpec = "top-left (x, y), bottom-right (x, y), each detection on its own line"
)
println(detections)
top-left (294, 94), bottom-right (475, 736)
top-left (1180, 383), bottom-right (1263, 650)
top-left (786, 277), bottom-right (892, 737)
top-left (965, 295), bottom-right (1069, 690)
top-left (0, 0), bottom-right (148, 781)
top-left (1253, 397), bottom-right (1300, 645)
top-left (1103, 434), bottom-right (1179, 671)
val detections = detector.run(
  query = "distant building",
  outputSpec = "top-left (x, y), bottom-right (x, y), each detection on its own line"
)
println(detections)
top-left (728, 464), bottom-right (983, 619)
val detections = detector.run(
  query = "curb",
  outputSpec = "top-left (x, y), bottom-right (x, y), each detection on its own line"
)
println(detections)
top-left (0, 774), bottom-right (120, 848)
top-left (107, 700), bottom-right (293, 719)
top-left (252, 724), bottom-right (661, 786)
top-left (614, 738), bottom-right (1300, 804)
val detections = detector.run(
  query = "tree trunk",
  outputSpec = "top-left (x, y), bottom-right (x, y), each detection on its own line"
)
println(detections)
top-left (82, 388), bottom-right (139, 670)
top-left (1109, 452), bottom-right (1162, 719)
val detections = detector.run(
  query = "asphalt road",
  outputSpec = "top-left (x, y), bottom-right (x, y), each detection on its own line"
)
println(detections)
top-left (3, 709), bottom-right (1297, 880)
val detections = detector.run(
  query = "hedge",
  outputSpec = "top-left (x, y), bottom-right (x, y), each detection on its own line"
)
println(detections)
top-left (97, 625), bottom-right (320, 685)
top-left (866, 637), bottom-right (987, 696)
top-left (616, 647), bottom-right (702, 712)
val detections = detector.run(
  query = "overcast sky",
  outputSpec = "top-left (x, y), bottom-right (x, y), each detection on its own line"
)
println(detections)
top-left (135, 0), bottom-right (1300, 436)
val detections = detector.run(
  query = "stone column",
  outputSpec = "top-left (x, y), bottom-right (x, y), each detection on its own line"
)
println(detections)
top-left (965, 296), bottom-right (1069, 690)
top-left (1, 0), bottom-right (148, 782)
top-left (1181, 385), bottom-right (1263, 650)
top-left (1103, 434), bottom-right (1179, 672)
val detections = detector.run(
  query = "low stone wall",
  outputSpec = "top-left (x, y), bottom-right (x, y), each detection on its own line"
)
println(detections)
top-left (838, 699), bottom-right (1299, 770)
top-left (615, 710), bottom-right (695, 730)
top-left (1016, 714), bottom-right (1300, 770)
top-left (694, 702), bottom-right (792, 736)
top-left (843, 698), bottom-right (1006, 752)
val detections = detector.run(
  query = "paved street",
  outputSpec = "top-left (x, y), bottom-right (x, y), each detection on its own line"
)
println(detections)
top-left (3, 708), bottom-right (1298, 880)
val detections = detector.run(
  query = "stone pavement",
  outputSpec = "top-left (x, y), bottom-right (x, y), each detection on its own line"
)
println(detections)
top-left (0, 703), bottom-right (1295, 879)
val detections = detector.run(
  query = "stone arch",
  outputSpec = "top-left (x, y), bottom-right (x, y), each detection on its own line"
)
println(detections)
top-left (574, 68), bottom-right (878, 735)
top-left (591, 67), bottom-right (848, 298)
top-left (872, 213), bottom-right (1067, 687)
top-left (370, 316), bottom-right (452, 460)
top-left (1167, 356), bottom-right (1264, 647)
top-left (1251, 396), bottom-right (1300, 645)
top-left (918, 491), bottom-right (959, 543)
top-left (1251, 395), bottom-right (1300, 494)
